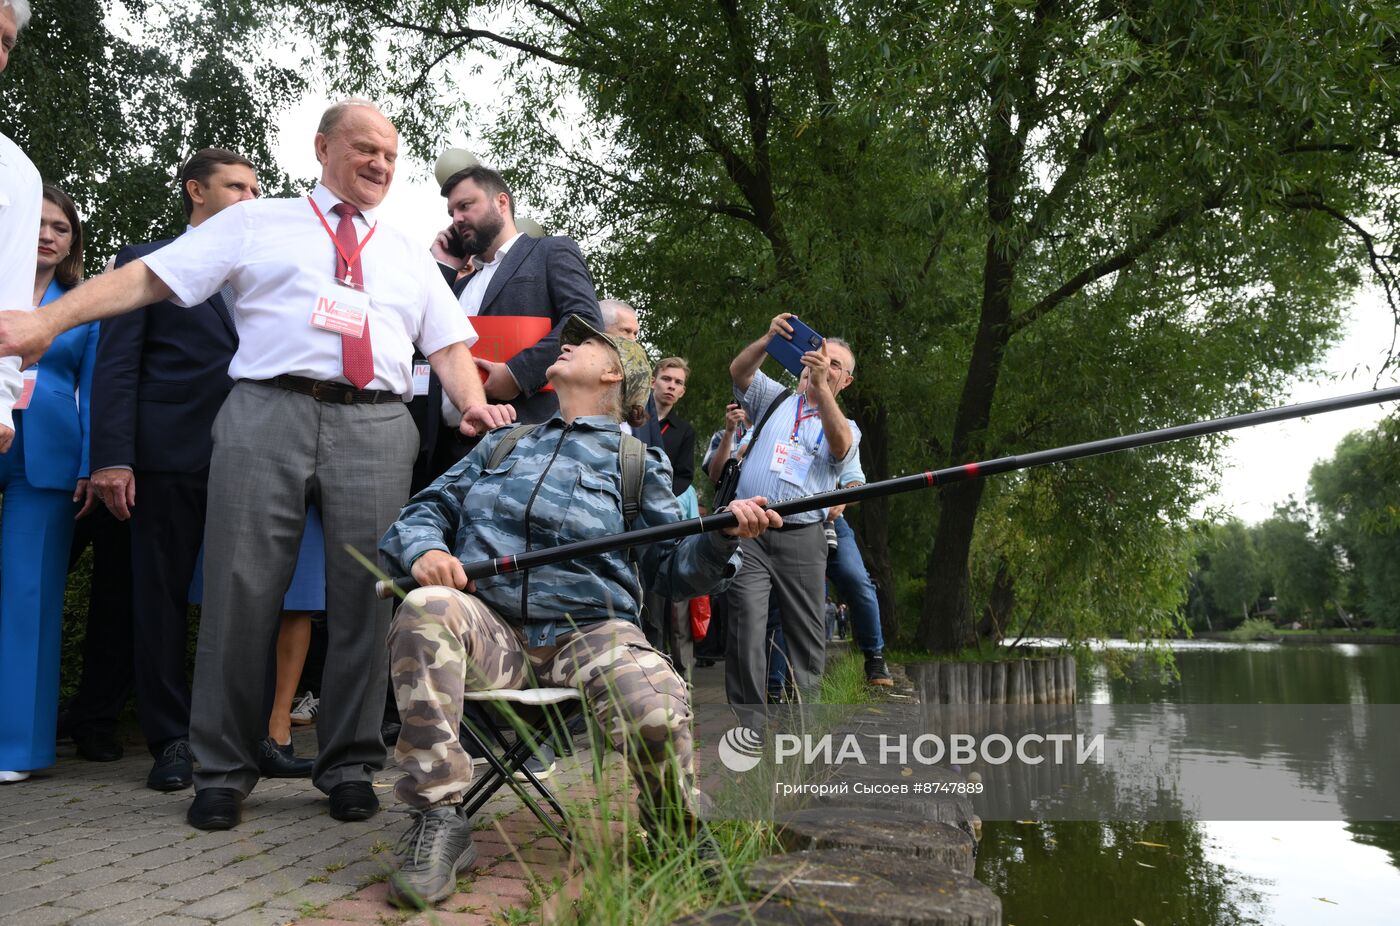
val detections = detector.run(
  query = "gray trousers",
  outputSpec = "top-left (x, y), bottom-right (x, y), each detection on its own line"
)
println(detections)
top-left (190, 381), bottom-right (417, 795)
top-left (724, 523), bottom-right (828, 717)
top-left (644, 590), bottom-right (694, 680)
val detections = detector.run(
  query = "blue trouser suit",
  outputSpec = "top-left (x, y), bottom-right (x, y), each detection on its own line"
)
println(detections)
top-left (0, 423), bottom-right (79, 770)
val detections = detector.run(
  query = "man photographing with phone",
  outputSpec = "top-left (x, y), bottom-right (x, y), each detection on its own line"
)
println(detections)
top-left (724, 313), bottom-right (860, 724)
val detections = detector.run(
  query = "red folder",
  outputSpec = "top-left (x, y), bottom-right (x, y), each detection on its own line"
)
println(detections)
top-left (471, 315), bottom-right (554, 392)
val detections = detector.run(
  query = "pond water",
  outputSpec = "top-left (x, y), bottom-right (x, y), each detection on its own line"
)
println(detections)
top-left (975, 640), bottom-right (1400, 925)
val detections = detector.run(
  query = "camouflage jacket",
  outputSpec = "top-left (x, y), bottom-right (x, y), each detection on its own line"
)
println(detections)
top-left (380, 414), bottom-right (742, 644)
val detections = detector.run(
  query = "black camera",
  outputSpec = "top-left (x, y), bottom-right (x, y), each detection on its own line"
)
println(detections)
top-left (714, 458), bottom-right (741, 509)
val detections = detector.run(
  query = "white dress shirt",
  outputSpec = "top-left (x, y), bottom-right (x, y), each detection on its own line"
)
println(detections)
top-left (142, 184), bottom-right (475, 399)
top-left (0, 132), bottom-right (42, 429)
top-left (456, 231), bottom-right (523, 316)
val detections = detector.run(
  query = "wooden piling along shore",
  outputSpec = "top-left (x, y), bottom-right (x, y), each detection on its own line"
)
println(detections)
top-left (908, 654), bottom-right (1077, 705)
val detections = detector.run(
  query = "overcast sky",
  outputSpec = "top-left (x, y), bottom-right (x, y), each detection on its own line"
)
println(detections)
top-left (1203, 287), bottom-right (1397, 523)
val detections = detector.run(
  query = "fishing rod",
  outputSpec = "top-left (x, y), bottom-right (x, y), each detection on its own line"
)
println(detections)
top-left (375, 383), bottom-right (1400, 599)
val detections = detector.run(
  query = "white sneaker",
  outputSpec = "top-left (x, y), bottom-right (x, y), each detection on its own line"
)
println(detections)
top-left (290, 693), bottom-right (320, 725)
top-left (0, 770), bottom-right (31, 783)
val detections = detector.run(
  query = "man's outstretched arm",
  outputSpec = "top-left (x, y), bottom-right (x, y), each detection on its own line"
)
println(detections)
top-left (0, 260), bottom-right (173, 367)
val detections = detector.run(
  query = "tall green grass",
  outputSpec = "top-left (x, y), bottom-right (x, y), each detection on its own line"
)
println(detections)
top-left (540, 651), bottom-right (877, 925)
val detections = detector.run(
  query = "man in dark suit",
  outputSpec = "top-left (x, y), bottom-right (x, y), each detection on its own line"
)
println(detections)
top-left (423, 165), bottom-right (604, 477)
top-left (87, 148), bottom-right (256, 791)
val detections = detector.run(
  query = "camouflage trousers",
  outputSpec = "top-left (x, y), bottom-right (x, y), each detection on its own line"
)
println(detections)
top-left (387, 586), bottom-right (694, 816)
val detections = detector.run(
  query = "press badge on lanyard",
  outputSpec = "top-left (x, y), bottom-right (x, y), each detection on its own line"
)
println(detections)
top-left (307, 196), bottom-right (377, 339)
top-left (310, 279), bottom-right (370, 337)
top-left (770, 395), bottom-right (822, 486)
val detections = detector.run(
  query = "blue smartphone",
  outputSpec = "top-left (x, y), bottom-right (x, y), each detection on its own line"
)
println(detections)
top-left (765, 316), bottom-right (825, 377)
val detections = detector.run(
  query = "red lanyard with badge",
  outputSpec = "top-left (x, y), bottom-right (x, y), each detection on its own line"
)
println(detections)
top-left (770, 395), bottom-right (821, 484)
top-left (306, 196), bottom-right (378, 338)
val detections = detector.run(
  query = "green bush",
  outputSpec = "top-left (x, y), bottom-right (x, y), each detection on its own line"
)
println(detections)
top-left (1224, 617), bottom-right (1280, 642)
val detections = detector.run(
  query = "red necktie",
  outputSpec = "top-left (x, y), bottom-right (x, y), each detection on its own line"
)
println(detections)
top-left (331, 203), bottom-right (375, 389)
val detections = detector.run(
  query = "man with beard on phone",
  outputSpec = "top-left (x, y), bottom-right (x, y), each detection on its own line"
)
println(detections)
top-left (423, 165), bottom-right (603, 477)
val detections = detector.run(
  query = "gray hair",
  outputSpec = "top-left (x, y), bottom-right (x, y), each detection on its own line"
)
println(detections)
top-left (599, 299), bottom-right (636, 330)
top-left (826, 336), bottom-right (856, 375)
top-left (316, 97), bottom-right (383, 137)
top-left (3, 0), bottom-right (32, 30)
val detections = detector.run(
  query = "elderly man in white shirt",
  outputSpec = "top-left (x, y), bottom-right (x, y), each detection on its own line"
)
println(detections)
top-left (0, 98), bottom-right (515, 828)
top-left (0, 0), bottom-right (39, 456)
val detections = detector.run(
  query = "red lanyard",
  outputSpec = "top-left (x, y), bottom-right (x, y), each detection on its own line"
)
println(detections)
top-left (307, 196), bottom-right (378, 281)
top-left (661, 421), bottom-right (671, 435)
top-left (791, 395), bottom-right (821, 441)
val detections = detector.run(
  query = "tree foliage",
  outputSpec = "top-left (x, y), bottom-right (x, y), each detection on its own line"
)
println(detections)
top-left (1310, 415), bottom-right (1400, 628)
top-left (2, 0), bottom-right (304, 269)
top-left (266, 0), bottom-right (1400, 650)
top-left (1253, 499), bottom-right (1336, 624)
top-left (1192, 519), bottom-right (1263, 626)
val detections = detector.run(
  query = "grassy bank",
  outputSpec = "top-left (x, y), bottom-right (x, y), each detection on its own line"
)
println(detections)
top-left (536, 650), bottom-right (879, 925)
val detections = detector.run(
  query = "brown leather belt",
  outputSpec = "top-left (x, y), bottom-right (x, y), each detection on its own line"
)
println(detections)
top-left (251, 375), bottom-right (403, 405)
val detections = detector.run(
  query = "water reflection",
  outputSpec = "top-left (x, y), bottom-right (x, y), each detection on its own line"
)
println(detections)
top-left (978, 820), bottom-right (1265, 925)
top-left (977, 641), bottom-right (1400, 925)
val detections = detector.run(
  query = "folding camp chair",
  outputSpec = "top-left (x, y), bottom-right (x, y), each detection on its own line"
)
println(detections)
top-left (457, 687), bottom-right (584, 849)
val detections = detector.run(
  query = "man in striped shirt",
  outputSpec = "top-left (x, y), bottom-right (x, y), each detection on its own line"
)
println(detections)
top-left (724, 313), bottom-right (860, 723)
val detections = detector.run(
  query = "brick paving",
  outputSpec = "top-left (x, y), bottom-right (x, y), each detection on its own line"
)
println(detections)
top-left (0, 723), bottom-right (621, 926)
top-left (0, 662), bottom-right (749, 926)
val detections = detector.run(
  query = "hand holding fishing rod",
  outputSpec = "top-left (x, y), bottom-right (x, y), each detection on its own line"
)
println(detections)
top-left (387, 495), bottom-right (783, 598)
top-left (375, 384), bottom-right (1400, 600)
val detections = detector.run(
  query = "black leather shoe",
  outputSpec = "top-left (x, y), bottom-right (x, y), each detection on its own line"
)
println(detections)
top-left (187, 787), bottom-right (243, 830)
top-left (328, 780), bottom-right (379, 821)
top-left (147, 740), bottom-right (194, 791)
top-left (72, 726), bottom-right (123, 762)
top-left (380, 721), bottom-right (402, 748)
top-left (256, 737), bottom-right (314, 778)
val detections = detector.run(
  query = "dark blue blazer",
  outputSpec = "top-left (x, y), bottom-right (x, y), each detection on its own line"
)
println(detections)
top-left (418, 234), bottom-right (603, 476)
top-left (19, 280), bottom-right (98, 489)
top-left (89, 237), bottom-right (238, 474)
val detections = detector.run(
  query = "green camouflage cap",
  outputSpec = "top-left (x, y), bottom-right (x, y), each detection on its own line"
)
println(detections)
top-left (561, 315), bottom-right (653, 411)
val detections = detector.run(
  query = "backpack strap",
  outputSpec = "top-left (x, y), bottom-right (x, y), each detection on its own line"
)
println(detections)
top-left (488, 423), bottom-right (646, 531)
top-left (485, 423), bottom-right (541, 469)
top-left (618, 433), bottom-right (647, 529)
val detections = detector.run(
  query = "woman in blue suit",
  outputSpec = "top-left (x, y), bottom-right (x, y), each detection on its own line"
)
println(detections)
top-left (0, 185), bottom-right (99, 783)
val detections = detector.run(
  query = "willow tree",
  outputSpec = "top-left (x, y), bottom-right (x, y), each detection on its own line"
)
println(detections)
top-left (273, 0), bottom-right (1400, 651)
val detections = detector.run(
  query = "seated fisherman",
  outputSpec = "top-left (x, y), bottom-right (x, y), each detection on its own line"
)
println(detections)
top-left (378, 315), bottom-right (780, 908)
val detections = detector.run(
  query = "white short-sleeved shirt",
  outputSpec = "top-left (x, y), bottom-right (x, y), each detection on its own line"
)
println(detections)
top-left (0, 132), bottom-right (42, 428)
top-left (142, 183), bottom-right (475, 399)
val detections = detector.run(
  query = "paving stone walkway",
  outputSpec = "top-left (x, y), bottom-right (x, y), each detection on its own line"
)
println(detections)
top-left (0, 724), bottom-right (609, 926)
top-left (0, 661), bottom-right (750, 926)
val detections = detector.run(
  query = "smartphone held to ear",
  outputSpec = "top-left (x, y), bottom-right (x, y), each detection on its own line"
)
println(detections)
top-left (765, 315), bottom-right (825, 377)
top-left (443, 226), bottom-right (469, 259)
